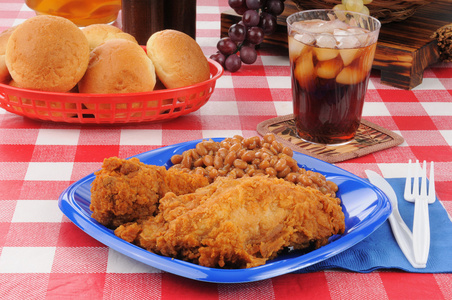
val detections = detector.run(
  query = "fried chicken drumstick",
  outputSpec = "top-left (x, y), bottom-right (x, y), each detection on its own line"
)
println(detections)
top-left (115, 176), bottom-right (345, 268)
top-left (90, 157), bottom-right (209, 228)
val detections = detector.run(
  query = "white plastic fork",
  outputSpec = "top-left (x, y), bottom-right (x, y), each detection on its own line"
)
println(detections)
top-left (403, 160), bottom-right (435, 266)
top-left (404, 159), bottom-right (436, 204)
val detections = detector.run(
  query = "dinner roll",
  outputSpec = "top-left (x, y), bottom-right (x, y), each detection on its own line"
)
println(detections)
top-left (81, 24), bottom-right (138, 51)
top-left (0, 27), bottom-right (16, 83)
top-left (78, 39), bottom-right (156, 94)
top-left (5, 15), bottom-right (90, 92)
top-left (0, 55), bottom-right (10, 83)
top-left (0, 26), bottom-right (15, 55)
top-left (146, 29), bottom-right (210, 89)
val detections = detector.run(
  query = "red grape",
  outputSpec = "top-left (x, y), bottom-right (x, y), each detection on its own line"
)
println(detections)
top-left (210, 52), bottom-right (226, 66)
top-left (234, 6), bottom-right (248, 15)
top-left (246, 0), bottom-right (263, 10)
top-left (242, 10), bottom-right (260, 27)
top-left (246, 26), bottom-right (264, 45)
top-left (259, 12), bottom-right (277, 35)
top-left (225, 53), bottom-right (242, 72)
top-left (217, 37), bottom-right (237, 55)
top-left (228, 0), bottom-right (244, 8)
top-left (240, 46), bottom-right (257, 64)
top-left (228, 23), bottom-right (246, 43)
top-left (265, 0), bottom-right (285, 15)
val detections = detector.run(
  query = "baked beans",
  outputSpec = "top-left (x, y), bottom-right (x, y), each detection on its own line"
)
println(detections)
top-left (169, 133), bottom-right (338, 197)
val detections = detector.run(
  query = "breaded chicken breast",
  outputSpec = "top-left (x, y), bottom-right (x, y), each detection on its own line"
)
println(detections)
top-left (115, 176), bottom-right (345, 268)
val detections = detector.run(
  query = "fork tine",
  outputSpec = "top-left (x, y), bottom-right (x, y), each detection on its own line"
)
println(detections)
top-left (428, 161), bottom-right (436, 204)
top-left (413, 160), bottom-right (420, 198)
top-left (420, 160), bottom-right (427, 198)
top-left (404, 159), bottom-right (414, 201)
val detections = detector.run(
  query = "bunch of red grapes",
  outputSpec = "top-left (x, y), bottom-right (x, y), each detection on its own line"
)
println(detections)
top-left (210, 0), bottom-right (286, 72)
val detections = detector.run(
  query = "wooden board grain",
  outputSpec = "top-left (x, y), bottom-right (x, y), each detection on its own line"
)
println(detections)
top-left (221, 0), bottom-right (452, 89)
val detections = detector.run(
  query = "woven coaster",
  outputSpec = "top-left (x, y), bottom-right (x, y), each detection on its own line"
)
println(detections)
top-left (257, 114), bottom-right (404, 163)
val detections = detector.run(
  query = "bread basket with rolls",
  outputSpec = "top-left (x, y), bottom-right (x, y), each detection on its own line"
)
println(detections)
top-left (0, 16), bottom-right (223, 124)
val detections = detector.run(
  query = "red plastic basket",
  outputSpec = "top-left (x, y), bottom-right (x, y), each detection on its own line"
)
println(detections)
top-left (0, 59), bottom-right (223, 124)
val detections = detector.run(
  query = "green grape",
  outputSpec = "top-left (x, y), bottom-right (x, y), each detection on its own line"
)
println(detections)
top-left (360, 5), bottom-right (370, 15)
top-left (333, 4), bottom-right (347, 10)
top-left (345, 0), bottom-right (364, 12)
top-left (342, 0), bottom-right (348, 5)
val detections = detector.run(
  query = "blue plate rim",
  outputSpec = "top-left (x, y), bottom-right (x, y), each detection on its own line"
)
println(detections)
top-left (58, 138), bottom-right (392, 283)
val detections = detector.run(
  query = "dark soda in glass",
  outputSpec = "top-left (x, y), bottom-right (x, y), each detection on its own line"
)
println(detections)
top-left (287, 10), bottom-right (380, 144)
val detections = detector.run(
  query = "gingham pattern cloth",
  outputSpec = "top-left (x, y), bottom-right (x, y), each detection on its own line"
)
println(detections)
top-left (0, 0), bottom-right (451, 299)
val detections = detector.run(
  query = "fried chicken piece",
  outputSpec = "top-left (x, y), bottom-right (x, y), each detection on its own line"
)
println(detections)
top-left (115, 176), bottom-right (345, 268)
top-left (90, 156), bottom-right (209, 228)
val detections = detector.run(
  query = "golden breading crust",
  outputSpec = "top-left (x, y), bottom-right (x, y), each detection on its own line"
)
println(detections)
top-left (90, 157), bottom-right (209, 228)
top-left (115, 176), bottom-right (345, 268)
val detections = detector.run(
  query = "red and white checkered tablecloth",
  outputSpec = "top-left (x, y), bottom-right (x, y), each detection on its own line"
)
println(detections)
top-left (1, 0), bottom-right (451, 299)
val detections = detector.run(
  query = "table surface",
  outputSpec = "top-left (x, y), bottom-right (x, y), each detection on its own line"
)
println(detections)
top-left (1, 0), bottom-right (451, 299)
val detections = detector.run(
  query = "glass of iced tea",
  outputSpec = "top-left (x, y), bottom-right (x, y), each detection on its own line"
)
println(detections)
top-left (25, 0), bottom-right (121, 27)
top-left (287, 10), bottom-right (380, 145)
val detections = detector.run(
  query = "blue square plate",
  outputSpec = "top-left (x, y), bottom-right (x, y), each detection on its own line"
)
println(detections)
top-left (58, 138), bottom-right (391, 283)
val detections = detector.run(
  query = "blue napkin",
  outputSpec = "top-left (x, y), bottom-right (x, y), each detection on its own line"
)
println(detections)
top-left (298, 178), bottom-right (452, 273)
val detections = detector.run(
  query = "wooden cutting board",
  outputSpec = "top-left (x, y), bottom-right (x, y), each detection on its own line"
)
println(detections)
top-left (220, 0), bottom-right (452, 90)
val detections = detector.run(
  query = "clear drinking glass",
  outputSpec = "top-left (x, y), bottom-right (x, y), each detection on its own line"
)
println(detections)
top-left (25, 0), bottom-right (121, 27)
top-left (287, 9), bottom-right (380, 145)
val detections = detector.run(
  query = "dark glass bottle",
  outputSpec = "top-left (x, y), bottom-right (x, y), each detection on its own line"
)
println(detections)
top-left (121, 0), bottom-right (196, 45)
top-left (164, 0), bottom-right (196, 39)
